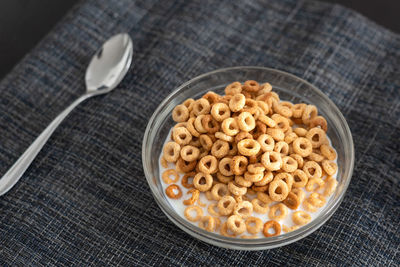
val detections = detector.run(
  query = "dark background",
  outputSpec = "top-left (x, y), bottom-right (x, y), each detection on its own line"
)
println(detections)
top-left (0, 0), bottom-right (399, 79)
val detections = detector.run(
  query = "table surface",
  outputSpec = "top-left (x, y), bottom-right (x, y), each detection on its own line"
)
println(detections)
top-left (0, 0), bottom-right (399, 80)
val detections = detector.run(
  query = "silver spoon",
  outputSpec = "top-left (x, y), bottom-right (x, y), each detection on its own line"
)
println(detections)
top-left (0, 33), bottom-right (133, 196)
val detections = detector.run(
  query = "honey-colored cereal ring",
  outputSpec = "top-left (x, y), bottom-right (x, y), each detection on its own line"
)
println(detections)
top-left (281, 156), bottom-right (298, 172)
top-left (235, 175), bottom-right (252, 187)
top-left (257, 83), bottom-right (272, 95)
top-left (189, 136), bottom-right (201, 147)
top-left (198, 155), bottom-right (218, 174)
top-left (272, 114), bottom-right (291, 133)
top-left (218, 157), bottom-right (233, 176)
top-left (237, 112), bottom-right (256, 132)
top-left (182, 98), bottom-right (195, 110)
top-left (254, 171), bottom-right (273, 186)
top-left (291, 188), bottom-right (306, 203)
top-left (199, 216), bottom-right (216, 232)
top-left (229, 93), bottom-right (246, 112)
top-left (284, 132), bottom-right (298, 144)
top-left (257, 134), bottom-right (275, 152)
top-left (235, 131), bottom-right (253, 143)
top-left (172, 104), bottom-right (189, 122)
top-left (321, 160), bottom-right (338, 176)
top-left (292, 211), bottom-right (311, 225)
top-left (180, 145), bottom-right (200, 162)
top-left (308, 152), bottom-right (325, 162)
top-left (225, 81), bottom-right (242, 95)
top-left (303, 160), bottom-right (322, 179)
top-left (251, 198), bottom-right (269, 214)
top-left (221, 118), bottom-right (240, 136)
top-left (217, 195), bottom-right (236, 216)
top-left (292, 169), bottom-right (308, 188)
top-left (247, 163), bottom-right (265, 174)
top-left (294, 127), bottom-right (307, 137)
top-left (211, 183), bottom-right (230, 200)
top-left (233, 200), bottom-right (253, 218)
top-left (293, 137), bottom-right (312, 157)
top-left (306, 127), bottom-right (326, 148)
top-left (172, 127), bottom-right (192, 145)
top-left (282, 225), bottom-right (300, 233)
top-left (292, 103), bottom-right (306, 118)
top-left (323, 178), bottom-right (338, 197)
top-left (192, 98), bottom-right (211, 116)
top-left (252, 121), bottom-right (267, 139)
top-left (243, 80), bottom-right (260, 92)
top-left (215, 131), bottom-right (234, 142)
top-left (245, 217), bottom-right (263, 234)
top-left (268, 179), bottom-right (289, 201)
top-left (274, 103), bottom-right (293, 118)
top-left (303, 199), bottom-right (318, 212)
top-left (194, 115), bottom-right (208, 133)
top-left (227, 215), bottom-right (246, 235)
top-left (202, 114), bottom-right (220, 134)
top-left (257, 100), bottom-right (269, 114)
top-left (310, 115), bottom-right (328, 132)
top-left (263, 220), bottom-right (281, 237)
top-left (211, 140), bottom-right (229, 159)
top-left (274, 141), bottom-right (289, 156)
top-left (216, 172), bottom-right (234, 184)
top-left (176, 158), bottom-right (197, 173)
top-left (261, 151), bottom-right (282, 171)
top-left (244, 171), bottom-right (264, 182)
top-left (202, 91), bottom-right (220, 105)
top-left (320, 144), bottom-right (337, 161)
top-left (199, 134), bottom-right (213, 150)
top-left (184, 206), bottom-right (203, 222)
top-left (237, 139), bottom-right (261, 156)
top-left (160, 156), bottom-right (169, 168)
top-left (305, 178), bottom-right (325, 192)
top-left (283, 192), bottom-right (300, 209)
top-left (193, 172), bottom-right (213, 192)
top-left (162, 169), bottom-right (179, 184)
top-left (208, 203), bottom-right (220, 217)
top-left (266, 128), bottom-right (284, 141)
top-left (186, 118), bottom-right (200, 137)
top-left (290, 153), bottom-right (304, 169)
top-left (308, 192), bottom-right (326, 207)
top-left (181, 172), bottom-right (195, 188)
top-left (269, 203), bottom-right (289, 220)
top-left (228, 181), bottom-right (247, 196)
top-left (302, 104), bottom-right (318, 124)
top-left (258, 114), bottom-right (277, 128)
top-left (165, 184), bottom-right (182, 199)
top-left (163, 141), bottom-right (181, 163)
top-left (252, 185), bottom-right (269, 192)
top-left (242, 99), bottom-right (258, 114)
top-left (220, 222), bottom-right (237, 237)
top-left (274, 172), bottom-right (294, 190)
top-left (183, 189), bottom-right (200, 205)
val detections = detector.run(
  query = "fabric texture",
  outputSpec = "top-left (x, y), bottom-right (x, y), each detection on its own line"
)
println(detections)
top-left (0, 0), bottom-right (399, 265)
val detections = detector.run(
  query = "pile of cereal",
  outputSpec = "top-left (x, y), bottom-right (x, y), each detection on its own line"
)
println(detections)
top-left (160, 80), bottom-right (338, 238)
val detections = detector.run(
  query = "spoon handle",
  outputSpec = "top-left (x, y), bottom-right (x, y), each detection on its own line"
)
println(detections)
top-left (0, 93), bottom-right (92, 196)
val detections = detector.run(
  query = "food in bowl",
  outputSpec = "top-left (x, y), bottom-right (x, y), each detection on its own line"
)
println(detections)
top-left (159, 80), bottom-right (338, 238)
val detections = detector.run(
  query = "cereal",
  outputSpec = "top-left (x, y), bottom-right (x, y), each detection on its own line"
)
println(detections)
top-left (162, 169), bottom-right (180, 184)
top-left (235, 175), bottom-right (253, 187)
top-left (308, 193), bottom-right (326, 208)
top-left (322, 160), bottom-right (338, 176)
top-left (215, 131), bottom-right (234, 142)
top-left (183, 189), bottom-right (200, 205)
top-left (198, 155), bottom-right (218, 174)
top-left (320, 144), bottom-right (337, 160)
top-left (266, 128), bottom-right (284, 141)
top-left (199, 134), bottom-right (213, 150)
top-left (282, 156), bottom-right (298, 172)
top-left (231, 155), bottom-right (248, 175)
top-left (163, 142), bottom-right (181, 163)
top-left (294, 127), bottom-right (307, 137)
top-left (257, 134), bottom-right (275, 152)
top-left (227, 215), bottom-right (246, 235)
top-left (172, 127), bottom-right (192, 145)
top-left (181, 172), bottom-right (195, 188)
top-left (305, 178), bottom-right (325, 192)
top-left (192, 98), bottom-right (211, 116)
top-left (283, 192), bottom-right (300, 210)
top-left (244, 171), bottom-right (264, 182)
top-left (211, 183), bottom-right (230, 200)
top-left (303, 161), bottom-right (322, 179)
top-left (211, 140), bottom-right (229, 158)
top-left (160, 156), bottom-right (169, 168)
top-left (221, 117), bottom-right (240, 136)
top-left (292, 211), bottom-right (311, 225)
top-left (229, 93), bottom-right (246, 112)
top-left (310, 116), bottom-right (328, 132)
top-left (282, 225), bottom-right (300, 233)
top-left (292, 137), bottom-right (312, 157)
top-left (184, 206), bottom-right (203, 222)
top-left (217, 196), bottom-right (236, 216)
top-left (261, 151), bottom-right (282, 171)
top-left (269, 203), bottom-right (289, 220)
top-left (243, 80), bottom-right (260, 92)
top-left (235, 131), bottom-right (253, 143)
top-left (268, 179), bottom-right (289, 201)
top-left (199, 216), bottom-right (216, 232)
top-left (225, 81), bottom-right (242, 95)
top-left (218, 157), bottom-right (233, 176)
top-left (237, 112), bottom-right (256, 131)
top-left (258, 114), bottom-right (277, 128)
top-left (176, 158), bottom-right (196, 173)
top-left (290, 153), bottom-right (304, 169)
top-left (254, 171), bottom-right (273, 186)
top-left (172, 104), bottom-right (189, 122)
top-left (272, 114), bottom-right (291, 132)
top-left (211, 103), bottom-right (231, 122)
top-left (165, 184), bottom-right (183, 199)
top-left (233, 201), bottom-right (253, 218)
top-left (274, 172), bottom-right (294, 191)
top-left (323, 177), bottom-right (338, 197)
top-left (216, 172), bottom-right (234, 184)
top-left (245, 217), bottom-right (263, 234)
top-left (202, 115), bottom-right (220, 134)
top-left (306, 127), bottom-right (326, 148)
top-left (274, 141), bottom-right (289, 156)
top-left (292, 169), bottom-right (308, 188)
top-left (263, 220), bottom-right (281, 237)
top-left (208, 203), bottom-right (220, 217)
top-left (193, 172), bottom-right (213, 191)
top-left (302, 105), bottom-right (318, 124)
top-left (251, 198), bottom-right (269, 214)
top-left (237, 139), bottom-right (261, 156)
top-left (228, 181), bottom-right (247, 196)
top-left (291, 188), bottom-right (306, 203)
top-left (292, 103), bottom-right (306, 118)
top-left (180, 145), bottom-right (200, 162)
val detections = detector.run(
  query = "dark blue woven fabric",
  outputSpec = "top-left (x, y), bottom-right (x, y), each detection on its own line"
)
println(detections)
top-left (0, 0), bottom-right (399, 265)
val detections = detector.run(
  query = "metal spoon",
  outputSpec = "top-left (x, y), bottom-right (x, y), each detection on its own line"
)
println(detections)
top-left (0, 33), bottom-right (133, 196)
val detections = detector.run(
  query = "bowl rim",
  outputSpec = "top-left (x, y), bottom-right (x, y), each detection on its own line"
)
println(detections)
top-left (142, 66), bottom-right (354, 250)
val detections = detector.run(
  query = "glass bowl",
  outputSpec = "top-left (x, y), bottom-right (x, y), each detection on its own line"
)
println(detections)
top-left (142, 66), bottom-right (354, 250)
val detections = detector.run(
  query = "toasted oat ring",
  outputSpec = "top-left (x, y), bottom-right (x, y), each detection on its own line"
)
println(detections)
top-left (199, 134), bottom-right (213, 151)
top-left (235, 175), bottom-right (252, 187)
top-left (227, 215), bottom-right (246, 235)
top-left (257, 100), bottom-right (269, 113)
top-left (266, 128), bottom-right (284, 142)
top-left (290, 153), bottom-right (304, 169)
top-left (320, 144), bottom-right (337, 160)
top-left (182, 98), bottom-right (195, 110)
top-left (303, 160), bottom-right (322, 179)
top-left (293, 137), bottom-right (312, 157)
top-left (308, 192), bottom-right (326, 207)
top-left (263, 220), bottom-right (281, 237)
top-left (283, 192), bottom-right (300, 210)
top-left (244, 171), bottom-right (264, 183)
top-left (219, 118), bottom-right (239, 137)
top-left (198, 155), bottom-right (218, 174)
top-left (257, 114), bottom-right (275, 128)
top-left (292, 169), bottom-right (308, 188)
top-left (211, 140), bottom-right (229, 159)
top-left (235, 131), bottom-right (253, 143)
top-left (194, 115), bottom-right (207, 134)
top-left (193, 172), bottom-right (213, 191)
top-left (225, 81), bottom-right (242, 95)
top-left (302, 104), bottom-right (318, 124)
top-left (216, 172), bottom-right (234, 184)
top-left (217, 195), bottom-right (236, 216)
top-left (322, 160), bottom-right (338, 176)
top-left (176, 158), bottom-right (196, 173)
top-left (180, 145), bottom-right (200, 162)
top-left (306, 178), bottom-right (325, 192)
top-left (208, 203), bottom-right (220, 217)
top-left (189, 137), bottom-right (201, 148)
top-left (162, 169), bottom-right (179, 184)
top-left (281, 156), bottom-right (298, 173)
top-left (273, 103), bottom-right (293, 118)
top-left (292, 211), bottom-right (311, 226)
top-left (245, 217), bottom-right (263, 234)
top-left (310, 115), bottom-right (328, 132)
top-left (181, 172), bottom-right (195, 188)
top-left (160, 156), bottom-right (169, 168)
top-left (252, 185), bottom-right (268, 192)
top-left (269, 203), bottom-right (289, 220)
top-left (186, 117), bottom-right (200, 137)
top-left (261, 151), bottom-right (282, 171)
top-left (220, 222), bottom-right (237, 237)
top-left (268, 179), bottom-right (289, 201)
top-left (230, 155), bottom-right (248, 176)
top-left (242, 99), bottom-right (258, 114)
top-left (254, 171), bottom-right (273, 186)
top-left (228, 181), bottom-right (247, 196)
top-left (291, 188), bottom-right (306, 203)
top-left (292, 103), bottom-right (306, 118)
top-left (274, 141), bottom-right (289, 156)
top-left (183, 189), bottom-right (200, 205)
top-left (202, 91), bottom-right (220, 105)
top-left (172, 104), bottom-right (189, 122)
top-left (308, 152), bottom-right (325, 162)
top-left (306, 127), bottom-right (326, 148)
top-left (257, 134), bottom-right (275, 152)
top-left (257, 83), bottom-right (272, 95)
top-left (251, 198), bottom-right (269, 214)
top-left (282, 225), bottom-right (300, 233)
top-left (243, 80), bottom-right (260, 92)
top-left (303, 199), bottom-right (318, 212)
top-left (192, 98), bottom-right (211, 116)
top-left (237, 112), bottom-right (256, 132)
top-left (165, 184), bottom-right (182, 199)
top-left (172, 127), bottom-right (192, 146)
top-left (294, 127), bottom-right (307, 137)
top-left (237, 139), bottom-right (260, 156)
top-left (229, 93), bottom-right (246, 112)
top-left (247, 163), bottom-right (265, 174)
top-left (211, 183), bottom-right (230, 201)
top-left (198, 216), bottom-right (216, 232)
top-left (284, 132), bottom-right (298, 144)
top-left (184, 206), bottom-right (203, 222)
top-left (218, 157), bottom-right (233, 176)
top-left (214, 132), bottom-right (233, 143)
top-left (202, 114), bottom-right (219, 134)
top-left (252, 121), bottom-right (267, 139)
top-left (233, 200), bottom-right (253, 218)
top-left (323, 178), bottom-right (338, 197)
top-left (274, 172), bottom-right (294, 190)
top-left (163, 141), bottom-right (181, 163)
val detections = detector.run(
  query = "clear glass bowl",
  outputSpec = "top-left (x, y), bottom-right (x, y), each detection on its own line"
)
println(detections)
top-left (142, 67), bottom-right (354, 250)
